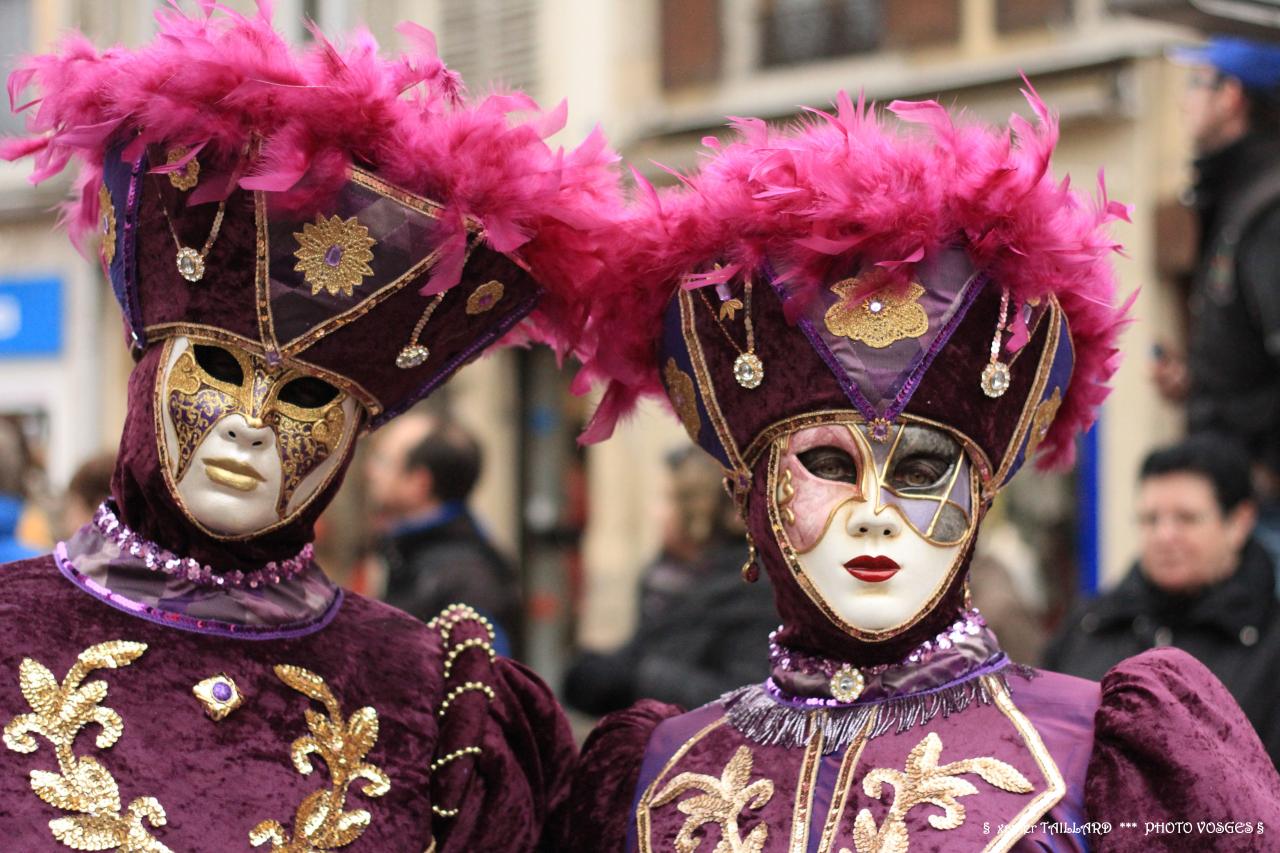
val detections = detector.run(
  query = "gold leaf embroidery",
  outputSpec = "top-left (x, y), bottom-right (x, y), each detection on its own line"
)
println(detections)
top-left (3, 641), bottom-right (172, 852)
top-left (651, 745), bottom-right (774, 853)
top-left (844, 731), bottom-right (1032, 853)
top-left (465, 280), bottom-right (505, 315)
top-left (166, 145), bottom-right (200, 191)
top-left (664, 358), bottom-right (702, 441)
top-left (1024, 387), bottom-right (1062, 459)
top-left (292, 214), bottom-right (377, 298)
top-left (250, 665), bottom-right (390, 852)
top-left (99, 184), bottom-right (117, 267)
top-left (824, 279), bottom-right (929, 349)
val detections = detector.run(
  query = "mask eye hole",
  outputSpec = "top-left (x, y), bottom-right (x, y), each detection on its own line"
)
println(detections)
top-left (798, 445), bottom-right (858, 484)
top-left (278, 376), bottom-right (341, 409)
top-left (193, 344), bottom-right (244, 385)
top-left (887, 454), bottom-right (953, 492)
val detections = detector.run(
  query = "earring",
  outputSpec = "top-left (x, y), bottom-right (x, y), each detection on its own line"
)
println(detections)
top-left (741, 532), bottom-right (760, 583)
top-left (980, 289), bottom-right (1012, 398)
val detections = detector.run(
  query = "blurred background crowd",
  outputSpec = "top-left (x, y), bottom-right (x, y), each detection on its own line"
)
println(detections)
top-left (3, 0), bottom-right (1280, 762)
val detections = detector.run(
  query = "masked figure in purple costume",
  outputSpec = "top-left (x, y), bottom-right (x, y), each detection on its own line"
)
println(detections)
top-left (0, 6), bottom-right (618, 851)
top-left (561, 88), bottom-right (1280, 852)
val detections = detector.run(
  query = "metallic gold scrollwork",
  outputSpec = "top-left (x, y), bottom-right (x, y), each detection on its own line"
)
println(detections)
top-left (846, 732), bottom-right (1032, 853)
top-left (824, 279), bottom-right (929, 349)
top-left (292, 214), bottom-right (377, 298)
top-left (3, 641), bottom-right (172, 852)
top-left (250, 665), bottom-right (390, 851)
top-left (99, 184), bottom-right (117, 267)
top-left (651, 745), bottom-right (774, 853)
top-left (664, 358), bottom-right (703, 441)
top-left (1024, 387), bottom-right (1062, 459)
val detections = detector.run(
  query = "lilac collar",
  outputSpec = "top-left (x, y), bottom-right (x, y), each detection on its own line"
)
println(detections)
top-left (722, 609), bottom-right (1024, 754)
top-left (55, 517), bottom-right (342, 641)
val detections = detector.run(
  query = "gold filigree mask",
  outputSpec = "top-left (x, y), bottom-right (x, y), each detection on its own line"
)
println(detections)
top-left (159, 335), bottom-right (359, 537)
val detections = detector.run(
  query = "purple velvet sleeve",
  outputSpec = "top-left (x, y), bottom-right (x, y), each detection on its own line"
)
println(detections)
top-left (1086, 648), bottom-right (1280, 852)
top-left (430, 632), bottom-right (579, 852)
top-left (557, 699), bottom-right (684, 852)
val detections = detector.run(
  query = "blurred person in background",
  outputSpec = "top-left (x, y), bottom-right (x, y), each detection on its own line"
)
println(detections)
top-left (563, 446), bottom-right (775, 715)
top-left (364, 410), bottom-right (522, 656)
top-left (61, 451), bottom-right (115, 538)
top-left (1044, 436), bottom-right (1280, 765)
top-left (1154, 37), bottom-right (1280, 563)
top-left (0, 417), bottom-right (39, 562)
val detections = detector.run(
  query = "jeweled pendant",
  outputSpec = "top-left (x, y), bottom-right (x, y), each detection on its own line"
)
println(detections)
top-left (980, 361), bottom-right (1011, 398)
top-left (829, 663), bottom-right (865, 702)
top-left (176, 246), bottom-right (205, 282)
top-left (733, 352), bottom-right (764, 389)
top-left (396, 344), bottom-right (430, 369)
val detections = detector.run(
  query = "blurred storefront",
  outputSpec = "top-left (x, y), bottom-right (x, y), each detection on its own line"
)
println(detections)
top-left (0, 0), bottom-right (1204, 671)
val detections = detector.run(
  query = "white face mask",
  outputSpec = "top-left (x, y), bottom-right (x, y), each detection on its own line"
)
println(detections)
top-left (157, 336), bottom-right (360, 538)
top-left (768, 417), bottom-right (978, 639)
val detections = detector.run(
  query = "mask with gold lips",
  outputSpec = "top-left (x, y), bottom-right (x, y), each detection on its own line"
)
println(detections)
top-left (158, 335), bottom-right (360, 538)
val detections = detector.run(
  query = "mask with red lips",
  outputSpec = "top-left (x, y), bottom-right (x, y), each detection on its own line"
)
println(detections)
top-left (766, 417), bottom-right (978, 642)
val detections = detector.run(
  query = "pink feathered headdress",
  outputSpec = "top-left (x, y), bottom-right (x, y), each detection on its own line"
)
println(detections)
top-left (3, 1), bottom-right (620, 422)
top-left (578, 84), bottom-right (1131, 473)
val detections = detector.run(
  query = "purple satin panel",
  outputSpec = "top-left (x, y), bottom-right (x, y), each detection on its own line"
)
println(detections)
top-left (774, 249), bottom-right (985, 423)
top-left (265, 179), bottom-right (446, 350)
top-left (55, 540), bottom-right (342, 641)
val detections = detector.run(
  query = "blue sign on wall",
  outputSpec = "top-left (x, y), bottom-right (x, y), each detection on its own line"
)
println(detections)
top-left (0, 277), bottom-right (62, 358)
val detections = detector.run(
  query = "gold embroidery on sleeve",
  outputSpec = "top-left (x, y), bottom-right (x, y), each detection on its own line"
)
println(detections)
top-left (845, 732), bottom-right (1032, 853)
top-left (3, 641), bottom-right (172, 852)
top-left (650, 745), bottom-right (775, 853)
top-left (250, 665), bottom-right (390, 851)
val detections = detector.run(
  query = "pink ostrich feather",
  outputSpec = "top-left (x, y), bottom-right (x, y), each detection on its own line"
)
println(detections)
top-left (580, 83), bottom-right (1131, 469)
top-left (1, 1), bottom-right (622, 354)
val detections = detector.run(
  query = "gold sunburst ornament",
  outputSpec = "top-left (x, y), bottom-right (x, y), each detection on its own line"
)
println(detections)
top-left (824, 277), bottom-right (929, 349)
top-left (293, 214), bottom-right (377, 298)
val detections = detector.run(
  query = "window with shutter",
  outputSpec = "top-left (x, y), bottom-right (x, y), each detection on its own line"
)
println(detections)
top-left (438, 0), bottom-right (539, 95)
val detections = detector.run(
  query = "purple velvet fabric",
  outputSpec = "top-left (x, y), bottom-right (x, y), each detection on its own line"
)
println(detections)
top-left (575, 666), bottom-right (1096, 853)
top-left (1085, 648), bottom-right (1280, 852)
top-left (568, 649), bottom-right (1280, 852)
top-left (556, 699), bottom-right (683, 853)
top-left (0, 554), bottom-right (574, 852)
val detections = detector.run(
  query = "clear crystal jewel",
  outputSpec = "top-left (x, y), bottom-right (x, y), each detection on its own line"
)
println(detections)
top-left (733, 353), bottom-right (763, 389)
top-left (868, 299), bottom-right (883, 314)
top-left (829, 664), bottom-right (865, 702)
top-left (176, 247), bottom-right (204, 282)
top-left (396, 345), bottom-right (430, 369)
top-left (980, 362), bottom-right (1011, 398)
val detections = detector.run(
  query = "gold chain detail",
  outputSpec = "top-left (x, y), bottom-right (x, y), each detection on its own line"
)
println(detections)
top-left (442, 638), bottom-right (496, 680)
top-left (427, 603), bottom-right (497, 647)
top-left (431, 746), bottom-right (483, 773)
top-left (249, 665), bottom-right (391, 851)
top-left (438, 681), bottom-right (497, 716)
top-left (3, 641), bottom-right (172, 852)
top-left (696, 280), bottom-right (755, 356)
